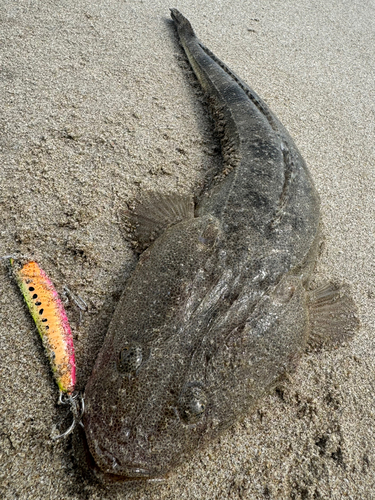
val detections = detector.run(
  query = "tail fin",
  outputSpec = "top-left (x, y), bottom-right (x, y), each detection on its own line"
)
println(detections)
top-left (170, 9), bottom-right (196, 38)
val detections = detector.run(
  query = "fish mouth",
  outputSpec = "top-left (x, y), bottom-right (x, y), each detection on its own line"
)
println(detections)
top-left (101, 459), bottom-right (159, 482)
top-left (96, 446), bottom-right (154, 479)
top-left (79, 426), bottom-right (159, 482)
top-left (116, 465), bottom-right (153, 479)
top-left (95, 463), bottom-right (155, 483)
top-left (99, 442), bottom-right (166, 481)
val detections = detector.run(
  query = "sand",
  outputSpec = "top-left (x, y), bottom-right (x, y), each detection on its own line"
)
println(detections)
top-left (1, 0), bottom-right (374, 498)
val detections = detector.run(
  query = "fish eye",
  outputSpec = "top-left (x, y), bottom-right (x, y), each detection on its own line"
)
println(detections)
top-left (178, 382), bottom-right (207, 423)
top-left (117, 344), bottom-right (143, 374)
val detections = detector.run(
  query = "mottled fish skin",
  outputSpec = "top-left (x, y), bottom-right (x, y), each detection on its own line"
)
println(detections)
top-left (83, 10), bottom-right (320, 481)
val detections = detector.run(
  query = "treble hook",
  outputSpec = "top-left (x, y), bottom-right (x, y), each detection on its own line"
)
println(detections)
top-left (52, 391), bottom-right (85, 440)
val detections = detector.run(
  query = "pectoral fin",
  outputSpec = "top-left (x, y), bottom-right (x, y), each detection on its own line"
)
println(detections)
top-left (121, 192), bottom-right (194, 252)
top-left (307, 282), bottom-right (359, 349)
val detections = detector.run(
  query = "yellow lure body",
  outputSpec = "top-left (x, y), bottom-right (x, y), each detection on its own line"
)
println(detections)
top-left (12, 260), bottom-right (76, 394)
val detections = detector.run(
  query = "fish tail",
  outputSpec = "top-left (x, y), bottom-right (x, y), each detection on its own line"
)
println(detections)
top-left (170, 9), bottom-right (196, 38)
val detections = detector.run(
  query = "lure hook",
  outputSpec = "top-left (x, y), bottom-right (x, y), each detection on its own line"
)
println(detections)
top-left (53, 391), bottom-right (85, 440)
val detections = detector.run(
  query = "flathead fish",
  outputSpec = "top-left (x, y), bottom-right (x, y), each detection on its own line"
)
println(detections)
top-left (82, 9), bottom-right (357, 481)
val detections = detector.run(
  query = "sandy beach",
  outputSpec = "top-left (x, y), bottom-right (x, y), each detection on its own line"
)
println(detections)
top-left (1, 0), bottom-right (374, 498)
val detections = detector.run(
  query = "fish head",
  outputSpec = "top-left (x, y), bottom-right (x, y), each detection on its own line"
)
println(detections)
top-left (82, 212), bottom-right (313, 481)
top-left (82, 275), bottom-right (310, 482)
top-left (83, 216), bottom-right (224, 481)
top-left (82, 329), bottom-right (219, 481)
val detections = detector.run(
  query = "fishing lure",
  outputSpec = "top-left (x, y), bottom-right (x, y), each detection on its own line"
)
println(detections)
top-left (10, 259), bottom-right (83, 438)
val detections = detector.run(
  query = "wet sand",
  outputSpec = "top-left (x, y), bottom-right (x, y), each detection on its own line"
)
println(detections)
top-left (1, 1), bottom-right (374, 498)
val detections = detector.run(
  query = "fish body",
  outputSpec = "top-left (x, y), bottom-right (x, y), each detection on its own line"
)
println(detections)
top-left (83, 10), bottom-right (321, 480)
